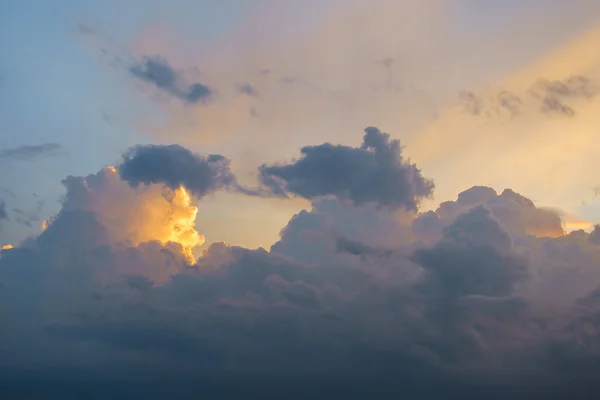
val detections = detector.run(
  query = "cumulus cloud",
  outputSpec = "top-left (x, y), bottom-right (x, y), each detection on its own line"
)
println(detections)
top-left (0, 143), bottom-right (63, 162)
top-left (259, 127), bottom-right (434, 210)
top-left (412, 206), bottom-right (528, 298)
top-left (118, 144), bottom-right (237, 198)
top-left (118, 144), bottom-right (267, 199)
top-left (130, 56), bottom-right (213, 104)
top-left (413, 186), bottom-right (565, 242)
top-left (43, 165), bottom-right (203, 265)
top-left (4, 144), bottom-right (600, 396)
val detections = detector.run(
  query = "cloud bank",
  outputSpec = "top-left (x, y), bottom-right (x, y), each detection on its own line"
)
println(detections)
top-left (2, 128), bottom-right (600, 398)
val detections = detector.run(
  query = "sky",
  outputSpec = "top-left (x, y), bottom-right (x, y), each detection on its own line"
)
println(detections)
top-left (2, 0), bottom-right (600, 398)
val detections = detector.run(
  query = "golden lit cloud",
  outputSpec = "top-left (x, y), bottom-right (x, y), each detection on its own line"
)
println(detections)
top-left (43, 166), bottom-right (204, 263)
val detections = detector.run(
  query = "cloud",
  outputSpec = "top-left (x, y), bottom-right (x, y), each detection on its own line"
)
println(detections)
top-left (270, 196), bottom-right (415, 267)
top-left (456, 75), bottom-right (598, 119)
top-left (72, 22), bottom-right (99, 36)
top-left (236, 83), bottom-right (259, 97)
top-left (5, 160), bottom-right (600, 396)
top-left (590, 225), bottom-right (600, 244)
top-left (118, 144), bottom-right (238, 198)
top-left (532, 75), bottom-right (599, 117)
top-left (335, 236), bottom-right (396, 259)
top-left (4, 129), bottom-right (600, 397)
top-left (0, 143), bottom-right (63, 162)
top-left (0, 200), bottom-right (7, 230)
top-left (43, 165), bottom-right (203, 266)
top-left (129, 56), bottom-right (213, 104)
top-left (413, 186), bottom-right (565, 241)
top-left (259, 127), bottom-right (434, 210)
top-left (118, 144), bottom-right (268, 199)
top-left (11, 199), bottom-right (45, 229)
top-left (411, 206), bottom-right (528, 298)
top-left (458, 90), bottom-right (522, 118)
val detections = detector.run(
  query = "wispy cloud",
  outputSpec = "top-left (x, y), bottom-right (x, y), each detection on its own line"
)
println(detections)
top-left (0, 143), bottom-right (63, 162)
top-left (236, 83), bottom-right (259, 97)
top-left (0, 200), bottom-right (7, 220)
top-left (129, 56), bottom-right (213, 104)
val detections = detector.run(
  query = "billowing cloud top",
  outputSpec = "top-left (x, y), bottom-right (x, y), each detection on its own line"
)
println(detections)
top-left (118, 144), bottom-right (237, 198)
top-left (259, 127), bottom-right (434, 210)
top-left (413, 186), bottom-right (565, 241)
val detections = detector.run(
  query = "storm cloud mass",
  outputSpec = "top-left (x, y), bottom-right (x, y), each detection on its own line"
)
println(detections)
top-left (259, 127), bottom-right (434, 210)
top-left (2, 127), bottom-right (600, 398)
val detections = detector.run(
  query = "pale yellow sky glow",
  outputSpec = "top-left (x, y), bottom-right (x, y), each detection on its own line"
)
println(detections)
top-left (102, 0), bottom-right (600, 250)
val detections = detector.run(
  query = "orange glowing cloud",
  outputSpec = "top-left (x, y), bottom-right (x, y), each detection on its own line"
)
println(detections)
top-left (42, 166), bottom-right (204, 263)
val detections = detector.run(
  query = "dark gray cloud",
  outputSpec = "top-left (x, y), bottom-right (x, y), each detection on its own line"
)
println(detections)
top-left (0, 143), bottom-right (63, 162)
top-left (259, 127), bottom-right (434, 210)
top-left (335, 236), bottom-right (396, 259)
top-left (130, 56), bottom-right (213, 104)
top-left (411, 206), bottom-right (528, 298)
top-left (1, 192), bottom-right (593, 397)
top-left (118, 144), bottom-right (237, 198)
